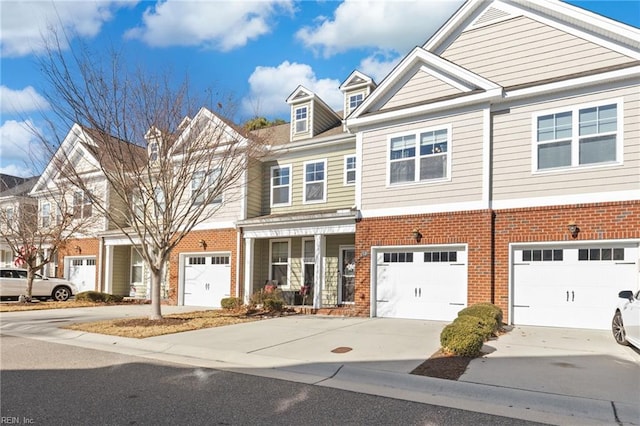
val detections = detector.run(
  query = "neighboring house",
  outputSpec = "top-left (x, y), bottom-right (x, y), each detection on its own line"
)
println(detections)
top-left (0, 175), bottom-right (39, 267)
top-left (345, 0), bottom-right (640, 329)
top-left (238, 73), bottom-right (376, 309)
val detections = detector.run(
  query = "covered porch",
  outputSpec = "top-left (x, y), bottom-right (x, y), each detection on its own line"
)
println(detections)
top-left (239, 210), bottom-right (357, 309)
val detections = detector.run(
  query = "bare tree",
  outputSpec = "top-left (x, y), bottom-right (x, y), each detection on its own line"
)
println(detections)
top-left (34, 32), bottom-right (263, 319)
top-left (0, 182), bottom-right (93, 300)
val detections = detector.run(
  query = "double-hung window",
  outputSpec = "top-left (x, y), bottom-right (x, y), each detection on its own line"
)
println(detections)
top-left (535, 101), bottom-right (620, 171)
top-left (41, 203), bottom-right (51, 227)
top-left (73, 191), bottom-right (92, 218)
top-left (6, 207), bottom-right (14, 225)
top-left (303, 159), bottom-right (326, 203)
top-left (294, 106), bottom-right (308, 133)
top-left (349, 93), bottom-right (364, 112)
top-left (344, 155), bottom-right (356, 185)
top-left (389, 126), bottom-right (450, 185)
top-left (270, 240), bottom-right (289, 286)
top-left (271, 165), bottom-right (291, 207)
top-left (191, 169), bottom-right (222, 205)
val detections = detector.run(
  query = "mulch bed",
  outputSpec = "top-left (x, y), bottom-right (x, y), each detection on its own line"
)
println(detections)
top-left (410, 349), bottom-right (475, 380)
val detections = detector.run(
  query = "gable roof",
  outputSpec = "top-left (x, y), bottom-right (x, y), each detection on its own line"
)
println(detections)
top-left (0, 175), bottom-right (38, 198)
top-left (339, 70), bottom-right (377, 92)
top-left (425, 0), bottom-right (640, 59)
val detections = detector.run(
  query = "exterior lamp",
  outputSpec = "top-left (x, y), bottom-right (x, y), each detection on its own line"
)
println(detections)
top-left (567, 222), bottom-right (579, 238)
top-left (412, 229), bottom-right (422, 242)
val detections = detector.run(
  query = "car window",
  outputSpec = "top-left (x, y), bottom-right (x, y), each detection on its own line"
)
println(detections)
top-left (0, 270), bottom-right (13, 278)
top-left (15, 270), bottom-right (27, 279)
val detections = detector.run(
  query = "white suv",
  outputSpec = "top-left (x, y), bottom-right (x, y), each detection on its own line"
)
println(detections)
top-left (612, 290), bottom-right (640, 349)
top-left (0, 268), bottom-right (78, 302)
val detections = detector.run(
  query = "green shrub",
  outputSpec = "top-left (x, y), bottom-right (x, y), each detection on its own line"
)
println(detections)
top-left (263, 298), bottom-right (284, 312)
top-left (440, 315), bottom-right (488, 357)
top-left (76, 291), bottom-right (123, 303)
top-left (457, 303), bottom-right (503, 335)
top-left (220, 297), bottom-right (243, 310)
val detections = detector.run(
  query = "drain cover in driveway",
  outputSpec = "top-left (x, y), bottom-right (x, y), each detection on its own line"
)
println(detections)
top-left (331, 347), bottom-right (352, 353)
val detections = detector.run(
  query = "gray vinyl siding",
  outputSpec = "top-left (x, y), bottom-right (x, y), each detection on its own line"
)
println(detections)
top-left (442, 16), bottom-right (636, 88)
top-left (492, 85), bottom-right (640, 200)
top-left (110, 245), bottom-right (131, 296)
top-left (261, 145), bottom-right (356, 215)
top-left (252, 239), bottom-right (269, 291)
top-left (382, 69), bottom-right (463, 111)
top-left (107, 186), bottom-right (128, 230)
top-left (361, 110), bottom-right (484, 210)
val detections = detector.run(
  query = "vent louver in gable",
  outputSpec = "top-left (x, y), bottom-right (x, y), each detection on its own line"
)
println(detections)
top-left (467, 6), bottom-right (514, 30)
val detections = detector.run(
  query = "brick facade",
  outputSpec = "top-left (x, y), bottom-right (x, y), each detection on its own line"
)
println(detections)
top-left (167, 228), bottom-right (239, 305)
top-left (354, 201), bottom-right (640, 322)
top-left (57, 238), bottom-right (101, 288)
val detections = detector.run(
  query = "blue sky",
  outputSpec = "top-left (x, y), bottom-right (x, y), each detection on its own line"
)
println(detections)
top-left (1, 0), bottom-right (639, 177)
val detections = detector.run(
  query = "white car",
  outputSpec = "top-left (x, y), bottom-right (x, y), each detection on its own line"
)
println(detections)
top-left (612, 290), bottom-right (640, 349)
top-left (0, 268), bottom-right (78, 302)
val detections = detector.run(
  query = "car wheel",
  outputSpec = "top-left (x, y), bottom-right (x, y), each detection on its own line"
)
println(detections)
top-left (612, 311), bottom-right (628, 346)
top-left (52, 286), bottom-right (71, 302)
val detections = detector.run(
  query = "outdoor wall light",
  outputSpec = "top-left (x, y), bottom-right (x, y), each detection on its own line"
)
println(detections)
top-left (198, 239), bottom-right (207, 249)
top-left (412, 229), bottom-right (423, 242)
top-left (567, 221), bottom-right (580, 238)
top-left (74, 245), bottom-right (81, 254)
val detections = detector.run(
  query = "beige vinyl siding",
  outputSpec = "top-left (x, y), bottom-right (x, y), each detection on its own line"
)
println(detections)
top-left (361, 110), bottom-right (484, 211)
top-left (252, 239), bottom-right (269, 292)
top-left (442, 16), bottom-right (636, 88)
top-left (382, 69), bottom-right (463, 111)
top-left (492, 85), bottom-right (640, 200)
top-left (245, 160), bottom-right (263, 218)
top-left (107, 186), bottom-right (129, 229)
top-left (313, 103), bottom-right (340, 135)
top-left (261, 145), bottom-right (356, 215)
top-left (110, 245), bottom-right (131, 296)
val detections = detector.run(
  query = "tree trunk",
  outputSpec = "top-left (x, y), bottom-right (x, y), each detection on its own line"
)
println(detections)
top-left (25, 267), bottom-right (35, 299)
top-left (149, 269), bottom-right (163, 320)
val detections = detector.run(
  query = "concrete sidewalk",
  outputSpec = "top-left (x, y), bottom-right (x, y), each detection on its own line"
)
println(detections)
top-left (1, 305), bottom-right (639, 425)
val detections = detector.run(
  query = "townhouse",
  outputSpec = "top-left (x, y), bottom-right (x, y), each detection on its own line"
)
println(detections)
top-left (21, 0), bottom-right (639, 330)
top-left (345, 0), bottom-right (640, 329)
top-left (0, 175), bottom-right (39, 267)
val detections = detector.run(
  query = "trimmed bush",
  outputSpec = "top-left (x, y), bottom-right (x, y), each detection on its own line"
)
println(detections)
top-left (263, 298), bottom-right (284, 312)
top-left (221, 297), bottom-right (243, 310)
top-left (76, 291), bottom-right (123, 303)
top-left (440, 315), bottom-right (488, 357)
top-left (457, 303), bottom-right (503, 335)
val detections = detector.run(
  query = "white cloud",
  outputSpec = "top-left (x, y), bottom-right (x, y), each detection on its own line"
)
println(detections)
top-left (242, 61), bottom-right (342, 118)
top-left (125, 1), bottom-right (294, 51)
top-left (296, 0), bottom-right (464, 57)
top-left (358, 52), bottom-right (402, 85)
top-left (0, 1), bottom-right (127, 57)
top-left (0, 86), bottom-right (50, 114)
top-left (0, 120), bottom-right (43, 177)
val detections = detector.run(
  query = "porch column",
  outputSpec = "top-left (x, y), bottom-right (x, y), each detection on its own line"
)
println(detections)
top-left (243, 237), bottom-right (254, 304)
top-left (103, 245), bottom-right (113, 294)
top-left (313, 234), bottom-right (325, 309)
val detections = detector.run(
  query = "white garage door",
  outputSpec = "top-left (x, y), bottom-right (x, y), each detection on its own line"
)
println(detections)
top-left (513, 243), bottom-right (639, 330)
top-left (183, 254), bottom-right (231, 308)
top-left (375, 246), bottom-right (467, 321)
top-left (67, 257), bottom-right (96, 293)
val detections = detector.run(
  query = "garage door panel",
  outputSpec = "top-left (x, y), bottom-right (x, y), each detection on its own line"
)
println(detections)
top-left (376, 247), bottom-right (467, 321)
top-left (68, 257), bottom-right (96, 293)
top-left (513, 244), bottom-right (639, 330)
top-left (183, 255), bottom-right (231, 308)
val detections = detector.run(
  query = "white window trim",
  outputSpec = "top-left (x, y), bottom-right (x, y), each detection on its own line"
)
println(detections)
top-left (269, 238), bottom-right (291, 289)
top-left (385, 124), bottom-right (452, 187)
top-left (191, 169), bottom-right (223, 205)
top-left (270, 164), bottom-right (292, 207)
top-left (347, 91), bottom-right (365, 115)
top-left (41, 201), bottom-right (51, 227)
top-left (294, 106), bottom-right (308, 134)
top-left (303, 159), bottom-right (327, 204)
top-left (344, 154), bottom-right (356, 186)
top-left (531, 98), bottom-right (624, 174)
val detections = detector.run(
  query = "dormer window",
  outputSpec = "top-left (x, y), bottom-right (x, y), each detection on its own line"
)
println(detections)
top-left (349, 93), bottom-right (364, 110)
top-left (149, 142), bottom-right (158, 162)
top-left (295, 106), bottom-right (308, 133)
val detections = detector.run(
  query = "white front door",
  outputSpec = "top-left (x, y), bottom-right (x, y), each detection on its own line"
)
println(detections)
top-left (67, 257), bottom-right (96, 293)
top-left (375, 246), bottom-right (467, 321)
top-left (339, 247), bottom-right (355, 304)
top-left (512, 243), bottom-right (640, 330)
top-left (183, 254), bottom-right (231, 308)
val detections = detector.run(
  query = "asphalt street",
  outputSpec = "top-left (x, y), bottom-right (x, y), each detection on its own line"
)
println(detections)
top-left (1, 335), bottom-right (549, 426)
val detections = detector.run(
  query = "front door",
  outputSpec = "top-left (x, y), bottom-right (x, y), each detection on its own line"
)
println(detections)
top-left (340, 247), bottom-right (355, 304)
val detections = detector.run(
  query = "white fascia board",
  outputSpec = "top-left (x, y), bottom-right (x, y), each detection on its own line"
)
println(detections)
top-left (360, 200), bottom-right (486, 218)
top-left (348, 88), bottom-right (503, 131)
top-left (264, 133), bottom-right (355, 159)
top-left (190, 221), bottom-right (237, 231)
top-left (505, 66), bottom-right (640, 101)
top-left (492, 190), bottom-right (640, 211)
top-left (243, 223), bottom-right (355, 239)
